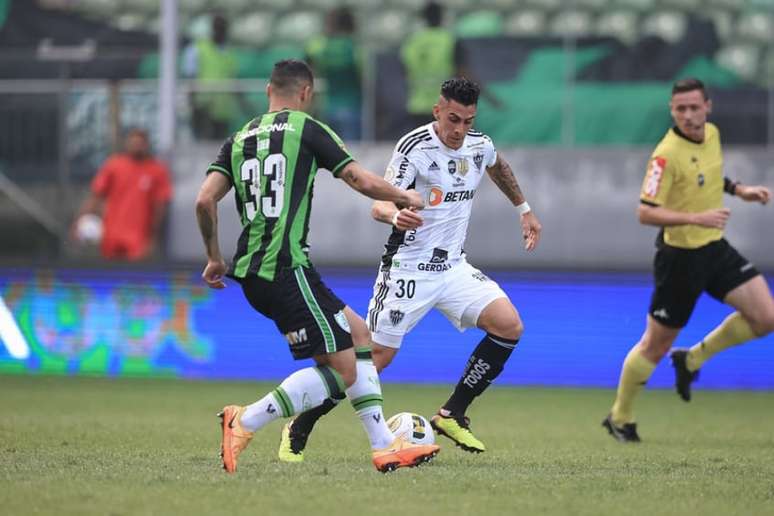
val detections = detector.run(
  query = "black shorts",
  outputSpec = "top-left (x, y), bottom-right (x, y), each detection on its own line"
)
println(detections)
top-left (649, 238), bottom-right (760, 328)
top-left (238, 265), bottom-right (353, 360)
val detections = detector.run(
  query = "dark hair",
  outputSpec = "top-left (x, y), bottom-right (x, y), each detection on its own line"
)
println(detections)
top-left (440, 77), bottom-right (480, 106)
top-left (270, 59), bottom-right (314, 94)
top-left (672, 77), bottom-right (708, 100)
top-left (422, 1), bottom-right (443, 27)
top-left (125, 127), bottom-right (149, 141)
top-left (331, 7), bottom-right (355, 34)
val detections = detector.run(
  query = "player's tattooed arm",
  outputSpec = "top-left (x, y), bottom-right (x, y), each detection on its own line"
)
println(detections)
top-left (487, 155), bottom-right (542, 251)
top-left (486, 155), bottom-right (526, 206)
top-left (196, 172), bottom-right (232, 289)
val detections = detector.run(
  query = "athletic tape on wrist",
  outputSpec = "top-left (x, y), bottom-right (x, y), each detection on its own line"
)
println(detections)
top-left (391, 211), bottom-right (400, 226)
top-left (516, 202), bottom-right (531, 215)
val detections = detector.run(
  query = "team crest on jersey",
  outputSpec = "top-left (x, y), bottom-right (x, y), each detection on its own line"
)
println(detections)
top-left (389, 310), bottom-right (405, 326)
top-left (447, 160), bottom-right (457, 175)
top-left (473, 152), bottom-right (484, 171)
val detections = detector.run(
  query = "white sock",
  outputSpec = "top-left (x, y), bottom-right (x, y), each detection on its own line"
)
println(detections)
top-left (347, 352), bottom-right (395, 449)
top-left (240, 366), bottom-right (345, 432)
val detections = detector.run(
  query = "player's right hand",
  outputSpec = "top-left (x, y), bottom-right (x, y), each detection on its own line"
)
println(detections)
top-left (693, 207), bottom-right (730, 229)
top-left (393, 209), bottom-right (424, 231)
top-left (202, 259), bottom-right (227, 289)
top-left (402, 190), bottom-right (425, 211)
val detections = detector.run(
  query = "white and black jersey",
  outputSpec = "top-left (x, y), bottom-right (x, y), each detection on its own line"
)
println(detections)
top-left (381, 123), bottom-right (498, 273)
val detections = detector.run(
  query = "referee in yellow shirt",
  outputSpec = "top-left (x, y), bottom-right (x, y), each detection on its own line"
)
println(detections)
top-left (603, 78), bottom-right (774, 442)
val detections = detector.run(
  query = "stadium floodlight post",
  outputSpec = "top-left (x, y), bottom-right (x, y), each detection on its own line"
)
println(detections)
top-left (158, 0), bottom-right (178, 161)
top-left (769, 85), bottom-right (774, 148)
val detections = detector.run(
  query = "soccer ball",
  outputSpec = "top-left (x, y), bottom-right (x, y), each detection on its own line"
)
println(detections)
top-left (75, 214), bottom-right (103, 244)
top-left (387, 412), bottom-right (435, 445)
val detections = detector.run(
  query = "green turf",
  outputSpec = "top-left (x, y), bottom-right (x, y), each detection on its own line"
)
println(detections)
top-left (1, 375), bottom-right (773, 516)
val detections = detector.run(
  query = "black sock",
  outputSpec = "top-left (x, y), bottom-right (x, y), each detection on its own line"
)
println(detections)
top-left (442, 333), bottom-right (518, 417)
top-left (290, 392), bottom-right (345, 436)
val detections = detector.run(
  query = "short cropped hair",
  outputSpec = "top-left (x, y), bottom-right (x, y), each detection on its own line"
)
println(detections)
top-left (270, 59), bottom-right (314, 95)
top-left (672, 78), bottom-right (708, 100)
top-left (124, 127), bottom-right (149, 141)
top-left (440, 77), bottom-right (480, 106)
top-left (423, 1), bottom-right (443, 27)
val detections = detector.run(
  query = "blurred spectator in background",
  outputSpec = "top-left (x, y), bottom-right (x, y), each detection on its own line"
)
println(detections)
top-left (182, 13), bottom-right (239, 139)
top-left (72, 129), bottom-right (172, 261)
top-left (400, 1), bottom-right (456, 130)
top-left (306, 7), bottom-right (362, 141)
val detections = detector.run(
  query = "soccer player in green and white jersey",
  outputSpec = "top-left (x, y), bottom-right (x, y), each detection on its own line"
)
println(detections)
top-left (195, 59), bottom-right (439, 473)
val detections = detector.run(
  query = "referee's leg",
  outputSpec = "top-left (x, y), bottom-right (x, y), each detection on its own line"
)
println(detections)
top-left (683, 276), bottom-right (774, 373)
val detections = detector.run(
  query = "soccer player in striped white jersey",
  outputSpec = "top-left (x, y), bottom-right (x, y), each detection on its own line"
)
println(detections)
top-left (280, 78), bottom-right (542, 458)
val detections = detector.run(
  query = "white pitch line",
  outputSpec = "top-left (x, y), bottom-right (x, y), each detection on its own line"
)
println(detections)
top-left (0, 296), bottom-right (30, 360)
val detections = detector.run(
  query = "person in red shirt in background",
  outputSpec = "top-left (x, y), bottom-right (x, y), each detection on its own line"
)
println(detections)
top-left (73, 128), bottom-right (172, 261)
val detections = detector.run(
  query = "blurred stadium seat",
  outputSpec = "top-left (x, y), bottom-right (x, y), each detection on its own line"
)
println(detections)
top-left (360, 9), bottom-right (413, 45)
top-left (549, 10), bottom-right (594, 38)
top-left (504, 10), bottom-right (548, 36)
top-left (660, 0), bottom-right (702, 9)
top-left (273, 11), bottom-right (324, 44)
top-left (231, 12), bottom-right (275, 47)
top-left (735, 11), bottom-right (774, 44)
top-left (762, 46), bottom-right (774, 86)
top-left (715, 43), bottom-right (761, 83)
top-left (641, 10), bottom-right (688, 43)
top-left (612, 0), bottom-right (658, 12)
top-left (454, 10), bottom-right (504, 38)
top-left (595, 10), bottom-right (639, 45)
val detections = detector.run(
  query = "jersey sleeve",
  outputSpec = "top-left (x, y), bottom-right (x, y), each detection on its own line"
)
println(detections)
top-left (383, 148), bottom-right (418, 190)
top-left (304, 119), bottom-right (354, 177)
top-left (484, 135), bottom-right (497, 168)
top-left (640, 154), bottom-right (674, 206)
top-left (207, 136), bottom-right (234, 185)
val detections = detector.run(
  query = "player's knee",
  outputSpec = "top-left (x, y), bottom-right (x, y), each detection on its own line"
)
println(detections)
top-left (639, 336), bottom-right (670, 361)
top-left (491, 318), bottom-right (523, 341)
top-left (347, 315), bottom-right (370, 348)
top-left (372, 346), bottom-right (396, 373)
top-left (751, 309), bottom-right (774, 337)
top-left (339, 366), bottom-right (357, 388)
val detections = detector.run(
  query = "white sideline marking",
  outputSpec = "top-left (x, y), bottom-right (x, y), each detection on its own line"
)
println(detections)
top-left (0, 296), bottom-right (29, 360)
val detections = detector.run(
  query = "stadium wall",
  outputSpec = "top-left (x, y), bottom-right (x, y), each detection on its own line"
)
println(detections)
top-left (170, 143), bottom-right (774, 270)
top-left (1, 268), bottom-right (772, 389)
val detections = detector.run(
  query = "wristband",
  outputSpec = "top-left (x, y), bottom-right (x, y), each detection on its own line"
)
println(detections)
top-left (723, 177), bottom-right (739, 196)
top-left (516, 201), bottom-right (531, 215)
top-left (391, 211), bottom-right (400, 226)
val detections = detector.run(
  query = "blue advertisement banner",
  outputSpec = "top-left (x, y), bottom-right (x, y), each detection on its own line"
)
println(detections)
top-left (1, 267), bottom-right (772, 389)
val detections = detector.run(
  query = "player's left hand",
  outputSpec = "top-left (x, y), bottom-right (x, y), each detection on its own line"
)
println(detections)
top-left (202, 259), bottom-right (227, 289)
top-left (520, 211), bottom-right (541, 251)
top-left (736, 185), bottom-right (771, 205)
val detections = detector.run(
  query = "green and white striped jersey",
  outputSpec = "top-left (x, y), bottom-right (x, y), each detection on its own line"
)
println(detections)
top-left (207, 110), bottom-right (354, 281)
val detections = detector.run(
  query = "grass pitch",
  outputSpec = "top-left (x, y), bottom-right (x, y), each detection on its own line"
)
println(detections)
top-left (1, 375), bottom-right (773, 516)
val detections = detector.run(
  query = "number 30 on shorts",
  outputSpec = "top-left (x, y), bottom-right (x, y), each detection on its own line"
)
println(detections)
top-left (395, 279), bottom-right (415, 298)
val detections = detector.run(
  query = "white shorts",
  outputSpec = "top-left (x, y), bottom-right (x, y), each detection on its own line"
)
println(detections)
top-left (367, 260), bottom-right (507, 349)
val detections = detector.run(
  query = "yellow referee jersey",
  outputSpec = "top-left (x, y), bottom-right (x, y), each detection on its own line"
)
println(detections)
top-left (640, 123), bottom-right (724, 249)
